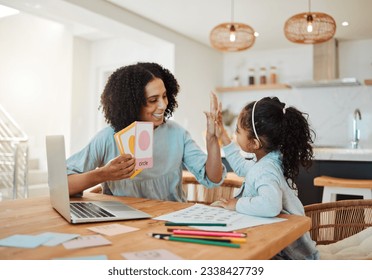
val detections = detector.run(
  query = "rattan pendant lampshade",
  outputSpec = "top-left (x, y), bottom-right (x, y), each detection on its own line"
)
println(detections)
top-left (210, 0), bottom-right (255, 52)
top-left (284, 0), bottom-right (336, 44)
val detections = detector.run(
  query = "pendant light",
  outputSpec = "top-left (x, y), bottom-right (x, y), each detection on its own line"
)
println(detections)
top-left (284, 0), bottom-right (336, 44)
top-left (210, 0), bottom-right (255, 52)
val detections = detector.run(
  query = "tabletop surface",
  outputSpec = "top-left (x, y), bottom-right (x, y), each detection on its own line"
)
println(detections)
top-left (0, 193), bottom-right (311, 260)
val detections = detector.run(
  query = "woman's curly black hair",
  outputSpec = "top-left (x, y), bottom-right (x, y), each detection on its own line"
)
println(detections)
top-left (239, 97), bottom-right (316, 189)
top-left (100, 62), bottom-right (179, 132)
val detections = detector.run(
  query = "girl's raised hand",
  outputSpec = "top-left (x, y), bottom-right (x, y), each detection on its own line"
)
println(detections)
top-left (205, 92), bottom-right (222, 138)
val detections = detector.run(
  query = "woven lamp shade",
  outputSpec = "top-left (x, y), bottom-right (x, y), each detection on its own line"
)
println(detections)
top-left (284, 12), bottom-right (336, 44)
top-left (210, 22), bottom-right (255, 52)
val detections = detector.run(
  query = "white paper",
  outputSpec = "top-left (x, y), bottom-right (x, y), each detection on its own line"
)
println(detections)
top-left (122, 249), bottom-right (183, 260)
top-left (154, 203), bottom-right (243, 224)
top-left (154, 203), bottom-right (286, 231)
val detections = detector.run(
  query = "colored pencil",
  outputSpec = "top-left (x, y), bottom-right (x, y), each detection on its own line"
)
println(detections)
top-left (167, 228), bottom-right (246, 236)
top-left (152, 234), bottom-right (240, 248)
top-left (173, 234), bottom-right (246, 244)
top-left (164, 222), bottom-right (227, 227)
top-left (172, 229), bottom-right (247, 238)
top-left (149, 233), bottom-right (246, 244)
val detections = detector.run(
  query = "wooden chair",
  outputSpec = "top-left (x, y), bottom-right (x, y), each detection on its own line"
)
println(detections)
top-left (182, 170), bottom-right (244, 204)
top-left (88, 171), bottom-right (244, 205)
top-left (314, 176), bottom-right (372, 202)
top-left (304, 199), bottom-right (372, 245)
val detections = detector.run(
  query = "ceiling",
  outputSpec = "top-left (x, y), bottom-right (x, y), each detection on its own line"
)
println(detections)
top-left (107, 0), bottom-right (372, 51)
top-left (2, 0), bottom-right (372, 51)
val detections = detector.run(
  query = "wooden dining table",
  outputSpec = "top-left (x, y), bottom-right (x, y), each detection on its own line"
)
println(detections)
top-left (0, 192), bottom-right (311, 260)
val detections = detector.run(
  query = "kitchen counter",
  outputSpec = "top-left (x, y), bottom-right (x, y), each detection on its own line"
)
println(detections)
top-left (313, 147), bottom-right (372, 162)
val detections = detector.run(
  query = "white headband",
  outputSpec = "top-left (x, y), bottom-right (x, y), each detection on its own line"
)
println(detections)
top-left (251, 100), bottom-right (262, 146)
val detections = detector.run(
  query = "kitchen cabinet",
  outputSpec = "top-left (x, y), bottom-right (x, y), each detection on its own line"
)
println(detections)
top-left (296, 160), bottom-right (372, 206)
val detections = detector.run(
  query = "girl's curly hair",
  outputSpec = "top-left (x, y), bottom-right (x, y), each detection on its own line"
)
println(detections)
top-left (239, 97), bottom-right (316, 189)
top-left (100, 62), bottom-right (179, 132)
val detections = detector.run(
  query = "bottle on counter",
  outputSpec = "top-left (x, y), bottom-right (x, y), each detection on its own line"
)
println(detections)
top-left (269, 66), bottom-right (277, 84)
top-left (259, 67), bottom-right (267, 85)
top-left (233, 76), bottom-right (240, 87)
top-left (248, 68), bottom-right (255, 85)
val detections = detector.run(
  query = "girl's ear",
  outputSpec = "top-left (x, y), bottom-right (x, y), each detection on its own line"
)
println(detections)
top-left (252, 138), bottom-right (262, 150)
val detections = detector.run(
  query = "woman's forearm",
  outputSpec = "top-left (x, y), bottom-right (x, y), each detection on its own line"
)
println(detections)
top-left (67, 168), bottom-right (106, 195)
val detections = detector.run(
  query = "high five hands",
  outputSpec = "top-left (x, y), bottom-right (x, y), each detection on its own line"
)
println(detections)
top-left (204, 91), bottom-right (223, 140)
top-left (204, 91), bottom-right (231, 146)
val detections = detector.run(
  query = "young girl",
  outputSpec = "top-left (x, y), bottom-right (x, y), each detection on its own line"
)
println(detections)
top-left (213, 95), bottom-right (319, 260)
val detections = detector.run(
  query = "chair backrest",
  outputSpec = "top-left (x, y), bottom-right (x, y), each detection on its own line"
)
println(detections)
top-left (182, 171), bottom-right (243, 204)
top-left (304, 199), bottom-right (372, 245)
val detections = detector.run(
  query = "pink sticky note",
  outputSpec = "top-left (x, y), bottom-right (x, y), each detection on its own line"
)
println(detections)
top-left (87, 224), bottom-right (139, 236)
top-left (63, 235), bottom-right (111, 249)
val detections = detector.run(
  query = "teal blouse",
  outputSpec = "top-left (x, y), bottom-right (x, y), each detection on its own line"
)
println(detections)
top-left (66, 120), bottom-right (226, 202)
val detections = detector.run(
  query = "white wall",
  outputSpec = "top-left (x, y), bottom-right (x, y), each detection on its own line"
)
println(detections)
top-left (220, 39), bottom-right (372, 149)
top-left (0, 13), bottom-right (73, 169)
top-left (222, 45), bottom-right (313, 87)
top-left (4, 0), bottom-right (370, 175)
top-left (0, 0), bottom-right (222, 172)
top-left (65, 0), bottom-right (223, 149)
top-left (70, 36), bottom-right (175, 154)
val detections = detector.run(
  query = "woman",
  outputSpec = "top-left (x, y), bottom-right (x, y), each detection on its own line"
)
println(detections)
top-left (66, 62), bottom-right (226, 201)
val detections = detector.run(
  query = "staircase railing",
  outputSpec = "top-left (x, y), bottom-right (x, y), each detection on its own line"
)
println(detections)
top-left (0, 104), bottom-right (29, 200)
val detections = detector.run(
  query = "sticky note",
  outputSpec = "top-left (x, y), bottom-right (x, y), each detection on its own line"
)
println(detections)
top-left (87, 224), bottom-right (139, 236)
top-left (0, 234), bottom-right (52, 248)
top-left (38, 232), bottom-right (80, 246)
top-left (62, 235), bottom-right (111, 249)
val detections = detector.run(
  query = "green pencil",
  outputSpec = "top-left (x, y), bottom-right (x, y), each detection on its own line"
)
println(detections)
top-left (164, 222), bottom-right (227, 226)
top-left (166, 236), bottom-right (240, 248)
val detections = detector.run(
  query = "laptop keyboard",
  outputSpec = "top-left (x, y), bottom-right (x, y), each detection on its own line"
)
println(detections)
top-left (70, 202), bottom-right (115, 218)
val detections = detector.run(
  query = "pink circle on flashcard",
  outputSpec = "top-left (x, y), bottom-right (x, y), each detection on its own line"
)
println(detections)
top-left (138, 130), bottom-right (150, 151)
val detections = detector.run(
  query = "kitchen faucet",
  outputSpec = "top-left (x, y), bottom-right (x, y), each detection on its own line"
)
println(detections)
top-left (351, 109), bottom-right (362, 149)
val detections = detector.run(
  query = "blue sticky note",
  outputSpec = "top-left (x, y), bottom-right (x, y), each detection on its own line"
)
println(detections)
top-left (0, 234), bottom-right (52, 248)
top-left (53, 255), bottom-right (108, 260)
top-left (37, 232), bottom-right (80, 247)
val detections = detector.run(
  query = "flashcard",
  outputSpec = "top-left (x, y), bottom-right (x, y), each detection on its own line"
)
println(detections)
top-left (62, 235), bottom-right (111, 250)
top-left (53, 255), bottom-right (108, 260)
top-left (87, 223), bottom-right (139, 236)
top-left (0, 234), bottom-right (52, 248)
top-left (114, 121), bottom-right (154, 178)
top-left (122, 249), bottom-right (183, 260)
top-left (38, 232), bottom-right (80, 246)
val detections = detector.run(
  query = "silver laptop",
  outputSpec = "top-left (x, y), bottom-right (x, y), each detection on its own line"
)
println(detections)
top-left (45, 135), bottom-right (151, 224)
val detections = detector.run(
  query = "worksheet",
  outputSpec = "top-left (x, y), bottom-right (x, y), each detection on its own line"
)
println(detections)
top-left (154, 204), bottom-right (286, 231)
